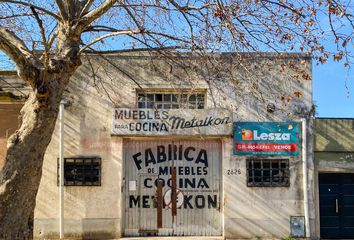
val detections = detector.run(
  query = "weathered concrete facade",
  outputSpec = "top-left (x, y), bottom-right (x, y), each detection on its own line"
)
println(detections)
top-left (1, 53), bottom-right (315, 239)
top-left (314, 119), bottom-right (354, 166)
top-left (314, 118), bottom-right (354, 239)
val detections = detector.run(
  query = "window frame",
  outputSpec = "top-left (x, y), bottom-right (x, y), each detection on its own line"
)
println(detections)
top-left (57, 157), bottom-right (102, 186)
top-left (246, 158), bottom-right (290, 187)
top-left (136, 89), bottom-right (207, 110)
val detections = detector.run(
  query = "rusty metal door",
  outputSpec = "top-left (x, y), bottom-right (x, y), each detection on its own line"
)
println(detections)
top-left (123, 139), bottom-right (222, 236)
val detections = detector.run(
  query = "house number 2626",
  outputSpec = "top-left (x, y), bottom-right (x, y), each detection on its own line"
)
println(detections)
top-left (227, 169), bottom-right (241, 175)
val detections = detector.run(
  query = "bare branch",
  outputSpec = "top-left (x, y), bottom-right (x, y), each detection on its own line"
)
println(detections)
top-left (261, 0), bottom-right (306, 18)
top-left (83, 46), bottom-right (186, 54)
top-left (83, 25), bottom-right (120, 32)
top-left (47, 29), bottom-right (59, 51)
top-left (54, 0), bottom-right (68, 20)
top-left (0, 25), bottom-right (39, 84)
top-left (0, 26), bottom-right (34, 67)
top-left (79, 0), bottom-right (95, 17)
top-left (65, 0), bottom-right (80, 20)
top-left (114, 3), bottom-right (216, 11)
top-left (79, 29), bottom-right (142, 54)
top-left (166, 0), bottom-right (195, 47)
top-left (0, 13), bottom-right (36, 20)
top-left (30, 6), bottom-right (49, 66)
top-left (0, 0), bottom-right (60, 20)
top-left (78, 0), bottom-right (117, 31)
top-left (121, 2), bottom-right (143, 31)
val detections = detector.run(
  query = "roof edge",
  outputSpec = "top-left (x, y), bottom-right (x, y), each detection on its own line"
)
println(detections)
top-left (0, 70), bottom-right (17, 76)
top-left (81, 51), bottom-right (313, 59)
top-left (315, 117), bottom-right (354, 120)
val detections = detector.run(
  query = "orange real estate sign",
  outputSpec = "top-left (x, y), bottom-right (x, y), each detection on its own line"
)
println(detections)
top-left (233, 122), bottom-right (301, 155)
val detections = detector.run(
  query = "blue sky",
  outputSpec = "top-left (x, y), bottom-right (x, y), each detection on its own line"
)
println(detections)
top-left (313, 60), bottom-right (354, 118)
top-left (1, 51), bottom-right (353, 118)
top-left (312, 3), bottom-right (354, 118)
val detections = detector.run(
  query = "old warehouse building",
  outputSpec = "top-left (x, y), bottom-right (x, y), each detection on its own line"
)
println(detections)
top-left (5, 52), bottom-right (351, 239)
top-left (32, 52), bottom-right (315, 239)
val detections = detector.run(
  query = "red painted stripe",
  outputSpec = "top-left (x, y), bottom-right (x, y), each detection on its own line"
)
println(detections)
top-left (235, 143), bottom-right (298, 152)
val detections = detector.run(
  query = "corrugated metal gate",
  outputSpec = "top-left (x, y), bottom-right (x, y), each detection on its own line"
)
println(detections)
top-left (123, 139), bottom-right (222, 236)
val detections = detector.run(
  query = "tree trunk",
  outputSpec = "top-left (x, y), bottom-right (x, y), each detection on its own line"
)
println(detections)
top-left (0, 63), bottom-right (79, 239)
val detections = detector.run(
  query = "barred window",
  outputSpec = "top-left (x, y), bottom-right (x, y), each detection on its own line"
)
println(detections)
top-left (247, 159), bottom-right (289, 187)
top-left (58, 157), bottom-right (101, 186)
top-left (136, 92), bottom-right (205, 109)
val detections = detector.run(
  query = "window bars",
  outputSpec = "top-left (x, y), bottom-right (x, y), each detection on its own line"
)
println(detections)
top-left (247, 159), bottom-right (290, 187)
top-left (137, 93), bottom-right (205, 109)
top-left (57, 157), bottom-right (101, 186)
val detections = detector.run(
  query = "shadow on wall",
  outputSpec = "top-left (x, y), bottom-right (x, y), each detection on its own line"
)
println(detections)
top-left (33, 52), bottom-right (312, 239)
top-left (0, 102), bottom-right (23, 169)
top-left (222, 139), bottom-right (304, 239)
top-left (315, 119), bottom-right (354, 152)
top-left (34, 59), bottom-right (122, 239)
top-left (74, 52), bottom-right (313, 122)
top-left (224, 163), bottom-right (303, 238)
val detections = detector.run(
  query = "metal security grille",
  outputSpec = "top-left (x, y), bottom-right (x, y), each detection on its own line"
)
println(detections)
top-left (137, 92), bottom-right (205, 109)
top-left (247, 159), bottom-right (289, 187)
top-left (57, 157), bottom-right (101, 186)
top-left (124, 139), bottom-right (222, 237)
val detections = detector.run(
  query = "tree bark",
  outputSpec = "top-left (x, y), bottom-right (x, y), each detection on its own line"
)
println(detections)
top-left (0, 2), bottom-right (115, 237)
top-left (0, 60), bottom-right (80, 239)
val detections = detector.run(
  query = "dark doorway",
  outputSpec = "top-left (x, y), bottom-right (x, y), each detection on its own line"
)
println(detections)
top-left (319, 173), bottom-right (354, 239)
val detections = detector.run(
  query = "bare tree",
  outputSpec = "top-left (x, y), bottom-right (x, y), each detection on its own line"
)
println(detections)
top-left (0, 0), bottom-right (353, 238)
